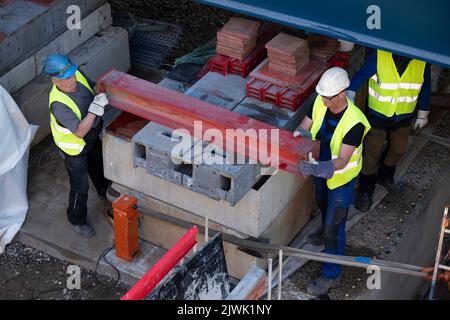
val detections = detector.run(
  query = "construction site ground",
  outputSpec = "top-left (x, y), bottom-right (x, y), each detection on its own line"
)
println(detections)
top-left (0, 242), bottom-right (129, 300)
top-left (5, 65), bottom-right (449, 299)
top-left (1, 0), bottom-right (449, 300)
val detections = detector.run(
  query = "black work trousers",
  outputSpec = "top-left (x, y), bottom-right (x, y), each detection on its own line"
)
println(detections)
top-left (63, 138), bottom-right (110, 225)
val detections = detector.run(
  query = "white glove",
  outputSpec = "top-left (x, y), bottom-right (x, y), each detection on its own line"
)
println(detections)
top-left (88, 93), bottom-right (109, 117)
top-left (413, 110), bottom-right (430, 131)
top-left (346, 90), bottom-right (356, 102)
top-left (293, 128), bottom-right (312, 139)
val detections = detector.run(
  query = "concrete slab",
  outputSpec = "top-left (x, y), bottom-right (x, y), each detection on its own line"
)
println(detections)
top-left (158, 78), bottom-right (190, 93)
top-left (101, 241), bottom-right (167, 287)
top-left (0, 0), bottom-right (107, 73)
top-left (17, 135), bottom-right (165, 287)
top-left (12, 26), bottom-right (130, 145)
top-left (184, 72), bottom-right (247, 110)
top-left (0, 1), bottom-right (47, 35)
top-left (17, 140), bottom-right (116, 267)
top-left (0, 2), bottom-right (112, 93)
top-left (69, 27), bottom-right (130, 82)
top-left (233, 93), bottom-right (315, 132)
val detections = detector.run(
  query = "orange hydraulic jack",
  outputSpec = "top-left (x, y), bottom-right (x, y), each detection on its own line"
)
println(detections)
top-left (112, 195), bottom-right (141, 261)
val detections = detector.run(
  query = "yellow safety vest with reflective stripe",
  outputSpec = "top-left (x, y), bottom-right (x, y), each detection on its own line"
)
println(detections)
top-left (49, 70), bottom-right (94, 156)
top-left (368, 50), bottom-right (426, 117)
top-left (310, 96), bottom-right (371, 190)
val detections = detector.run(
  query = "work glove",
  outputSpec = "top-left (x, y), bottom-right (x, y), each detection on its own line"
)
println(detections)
top-left (299, 159), bottom-right (335, 179)
top-left (413, 110), bottom-right (429, 131)
top-left (293, 128), bottom-right (312, 139)
top-left (346, 90), bottom-right (356, 103)
top-left (88, 93), bottom-right (109, 117)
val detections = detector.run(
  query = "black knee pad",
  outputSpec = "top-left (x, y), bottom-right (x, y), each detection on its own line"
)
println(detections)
top-left (324, 225), bottom-right (340, 249)
top-left (324, 208), bottom-right (348, 249)
top-left (332, 208), bottom-right (349, 226)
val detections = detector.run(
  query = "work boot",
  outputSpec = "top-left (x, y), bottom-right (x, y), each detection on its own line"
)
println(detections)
top-left (377, 176), bottom-right (403, 194)
top-left (307, 276), bottom-right (341, 296)
top-left (378, 164), bottom-right (402, 194)
top-left (307, 229), bottom-right (324, 246)
top-left (354, 192), bottom-right (373, 212)
top-left (71, 224), bottom-right (95, 238)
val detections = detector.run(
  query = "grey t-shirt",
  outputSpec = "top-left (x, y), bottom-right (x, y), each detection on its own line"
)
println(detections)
top-left (50, 72), bottom-right (97, 133)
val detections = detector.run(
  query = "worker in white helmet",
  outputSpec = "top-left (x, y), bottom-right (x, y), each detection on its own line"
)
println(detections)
top-left (294, 67), bottom-right (371, 296)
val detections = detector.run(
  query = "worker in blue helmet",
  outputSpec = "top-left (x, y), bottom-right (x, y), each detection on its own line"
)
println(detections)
top-left (44, 53), bottom-right (110, 238)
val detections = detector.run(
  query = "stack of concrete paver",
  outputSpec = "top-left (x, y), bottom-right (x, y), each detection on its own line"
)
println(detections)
top-left (0, 0), bottom-right (130, 145)
top-left (265, 32), bottom-right (310, 76)
top-left (216, 17), bottom-right (261, 60)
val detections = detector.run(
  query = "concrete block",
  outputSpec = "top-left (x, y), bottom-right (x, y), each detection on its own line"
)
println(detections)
top-left (132, 120), bottom-right (261, 205)
top-left (0, 2), bottom-right (112, 93)
top-left (13, 26), bottom-right (130, 145)
top-left (191, 143), bottom-right (261, 205)
top-left (132, 121), bottom-right (197, 185)
top-left (184, 72), bottom-right (247, 110)
top-left (103, 129), bottom-right (310, 238)
top-left (0, 0), bottom-right (107, 73)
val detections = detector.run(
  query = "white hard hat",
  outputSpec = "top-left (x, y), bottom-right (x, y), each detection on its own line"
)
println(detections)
top-left (315, 67), bottom-right (350, 97)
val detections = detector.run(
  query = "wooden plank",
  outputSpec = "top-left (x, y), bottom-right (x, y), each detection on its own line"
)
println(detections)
top-left (138, 210), bottom-right (261, 279)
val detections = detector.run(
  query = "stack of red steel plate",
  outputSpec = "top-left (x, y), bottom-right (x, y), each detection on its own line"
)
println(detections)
top-left (265, 33), bottom-right (310, 76)
top-left (216, 17), bottom-right (261, 60)
top-left (204, 25), bottom-right (278, 78)
top-left (246, 58), bottom-right (329, 111)
top-left (308, 34), bottom-right (339, 62)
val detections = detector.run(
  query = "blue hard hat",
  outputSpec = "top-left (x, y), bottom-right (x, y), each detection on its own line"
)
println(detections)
top-left (43, 54), bottom-right (77, 79)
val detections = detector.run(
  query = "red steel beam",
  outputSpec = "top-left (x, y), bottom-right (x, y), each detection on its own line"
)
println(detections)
top-left (97, 69), bottom-right (319, 176)
top-left (121, 226), bottom-right (198, 300)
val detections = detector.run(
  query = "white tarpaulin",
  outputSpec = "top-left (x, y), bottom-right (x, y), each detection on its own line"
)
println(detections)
top-left (0, 85), bottom-right (37, 254)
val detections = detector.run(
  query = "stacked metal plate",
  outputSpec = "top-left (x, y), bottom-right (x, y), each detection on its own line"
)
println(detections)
top-left (113, 12), bottom-right (183, 70)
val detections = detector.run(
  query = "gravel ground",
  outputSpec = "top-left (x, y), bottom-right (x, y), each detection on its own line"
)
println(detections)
top-left (0, 242), bottom-right (129, 300)
top-left (109, 0), bottom-right (234, 67)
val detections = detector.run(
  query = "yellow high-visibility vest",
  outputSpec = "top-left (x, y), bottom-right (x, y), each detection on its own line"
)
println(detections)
top-left (310, 96), bottom-right (371, 190)
top-left (368, 50), bottom-right (426, 117)
top-left (48, 71), bottom-right (94, 156)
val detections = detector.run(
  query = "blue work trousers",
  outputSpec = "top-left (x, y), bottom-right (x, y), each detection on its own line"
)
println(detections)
top-left (313, 177), bottom-right (357, 279)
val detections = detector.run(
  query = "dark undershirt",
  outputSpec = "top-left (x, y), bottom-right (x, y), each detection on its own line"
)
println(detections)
top-left (307, 105), bottom-right (365, 161)
top-left (307, 106), bottom-right (365, 146)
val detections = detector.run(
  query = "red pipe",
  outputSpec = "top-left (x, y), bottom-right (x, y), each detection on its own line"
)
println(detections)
top-left (121, 226), bottom-right (199, 300)
top-left (97, 69), bottom-right (319, 177)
